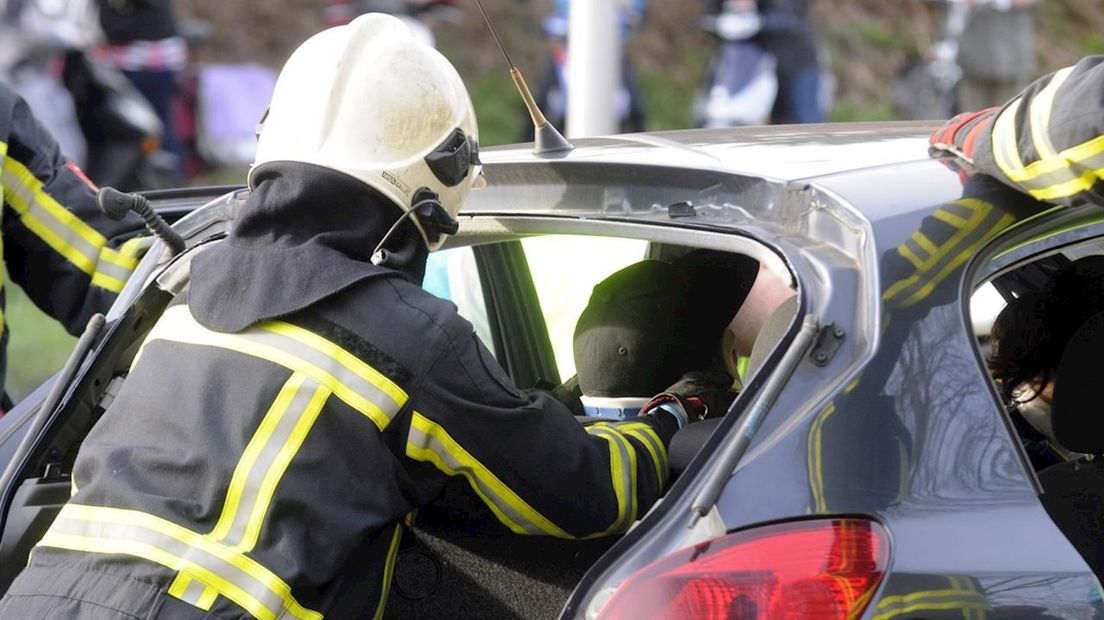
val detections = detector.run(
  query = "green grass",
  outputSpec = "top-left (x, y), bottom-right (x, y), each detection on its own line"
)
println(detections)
top-left (5, 283), bottom-right (75, 403)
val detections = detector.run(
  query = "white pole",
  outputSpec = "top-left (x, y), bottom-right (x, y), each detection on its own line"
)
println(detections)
top-left (566, 0), bottom-right (620, 138)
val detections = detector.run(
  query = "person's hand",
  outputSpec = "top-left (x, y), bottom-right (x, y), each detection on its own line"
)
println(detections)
top-left (929, 107), bottom-right (999, 164)
top-left (640, 371), bottom-right (737, 427)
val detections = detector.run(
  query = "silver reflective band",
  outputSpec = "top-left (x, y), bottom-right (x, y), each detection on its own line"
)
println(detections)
top-left (38, 504), bottom-right (321, 620)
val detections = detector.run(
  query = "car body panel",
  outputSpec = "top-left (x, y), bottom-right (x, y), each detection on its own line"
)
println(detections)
top-left (0, 123), bottom-right (1101, 618)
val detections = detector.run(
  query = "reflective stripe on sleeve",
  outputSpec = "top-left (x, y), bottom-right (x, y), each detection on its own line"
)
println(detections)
top-left (1026, 66), bottom-right (1072, 161)
top-left (592, 421), bottom-right (667, 491)
top-left (405, 411), bottom-right (573, 538)
top-left (37, 503), bottom-right (322, 620)
top-left (883, 199), bottom-right (1016, 307)
top-left (141, 305), bottom-right (406, 431)
top-left (989, 68), bottom-right (1104, 201)
top-left (584, 425), bottom-right (637, 535)
top-left (0, 154), bottom-right (137, 293)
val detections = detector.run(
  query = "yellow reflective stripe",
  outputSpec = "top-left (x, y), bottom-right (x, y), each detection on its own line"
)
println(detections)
top-left (174, 374), bottom-right (330, 606)
top-left (873, 600), bottom-right (991, 620)
top-left (1027, 67), bottom-right (1073, 161)
top-left (209, 370), bottom-right (322, 544)
top-left (261, 321), bottom-right (407, 408)
top-left (897, 246), bottom-right (923, 269)
top-left (405, 411), bottom-right (572, 538)
top-left (39, 504), bottom-right (322, 620)
top-left (992, 98), bottom-right (1026, 181)
top-left (91, 270), bottom-right (128, 293)
top-left (807, 403), bottom-right (835, 513)
top-left (593, 421), bottom-right (667, 490)
top-left (0, 157), bottom-right (134, 292)
top-left (239, 380), bottom-right (329, 551)
top-left (586, 425), bottom-right (637, 534)
top-left (933, 208), bottom-right (969, 228)
top-left (911, 232), bottom-right (938, 256)
top-left (897, 213), bottom-right (1016, 307)
top-left (169, 573), bottom-right (218, 611)
top-left (118, 235), bottom-right (148, 258)
top-left (371, 523), bottom-right (404, 620)
top-left (883, 199), bottom-right (1016, 307)
top-left (143, 305), bottom-right (405, 430)
top-left (1026, 167), bottom-right (1103, 201)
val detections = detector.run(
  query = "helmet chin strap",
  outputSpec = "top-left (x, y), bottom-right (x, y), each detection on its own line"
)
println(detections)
top-left (370, 188), bottom-right (458, 265)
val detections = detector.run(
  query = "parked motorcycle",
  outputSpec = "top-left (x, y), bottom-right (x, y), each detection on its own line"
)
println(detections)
top-left (0, 0), bottom-right (175, 191)
top-left (693, 0), bottom-right (777, 128)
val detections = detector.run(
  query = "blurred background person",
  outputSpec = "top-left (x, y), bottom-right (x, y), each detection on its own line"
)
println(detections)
top-left (702, 0), bottom-right (824, 125)
top-left (957, 0), bottom-right (1040, 111)
top-left (96, 0), bottom-right (186, 179)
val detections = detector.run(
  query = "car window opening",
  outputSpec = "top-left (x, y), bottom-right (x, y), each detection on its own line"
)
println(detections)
top-left (398, 232), bottom-right (801, 617)
top-left (973, 234), bottom-right (1104, 582)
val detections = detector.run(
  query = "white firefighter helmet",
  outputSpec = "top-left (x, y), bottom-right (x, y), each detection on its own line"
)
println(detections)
top-left (250, 13), bottom-right (481, 250)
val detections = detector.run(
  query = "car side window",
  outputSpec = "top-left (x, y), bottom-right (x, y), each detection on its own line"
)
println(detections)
top-left (520, 236), bottom-right (648, 383)
top-left (970, 215), bottom-right (1104, 472)
top-left (423, 247), bottom-right (494, 352)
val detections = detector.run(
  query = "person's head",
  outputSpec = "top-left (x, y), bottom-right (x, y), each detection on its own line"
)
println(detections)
top-left (573, 260), bottom-right (712, 416)
top-left (251, 13), bottom-right (481, 250)
top-left (987, 292), bottom-right (1048, 402)
top-left (989, 256), bottom-right (1104, 402)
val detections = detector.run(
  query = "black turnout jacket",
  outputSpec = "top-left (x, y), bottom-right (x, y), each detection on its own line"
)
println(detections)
top-left (4, 165), bottom-right (678, 620)
top-left (0, 83), bottom-right (142, 396)
top-left (953, 55), bottom-right (1104, 208)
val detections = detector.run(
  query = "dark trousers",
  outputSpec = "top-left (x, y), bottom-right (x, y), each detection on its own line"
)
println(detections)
top-left (122, 69), bottom-right (183, 163)
top-left (0, 566), bottom-right (216, 619)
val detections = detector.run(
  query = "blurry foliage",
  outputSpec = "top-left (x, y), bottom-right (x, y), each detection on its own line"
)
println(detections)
top-left (6, 284), bottom-right (75, 401)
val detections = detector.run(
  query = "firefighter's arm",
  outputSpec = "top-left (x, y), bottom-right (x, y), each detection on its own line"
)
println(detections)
top-left (931, 55), bottom-right (1104, 207)
top-left (0, 84), bottom-right (145, 334)
top-left (403, 332), bottom-right (679, 539)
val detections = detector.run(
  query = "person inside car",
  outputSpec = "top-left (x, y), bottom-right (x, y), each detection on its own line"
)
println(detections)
top-left (987, 258), bottom-right (1104, 466)
top-left (569, 258), bottom-right (740, 422)
top-left (0, 82), bottom-right (144, 412)
top-left (0, 15), bottom-right (704, 620)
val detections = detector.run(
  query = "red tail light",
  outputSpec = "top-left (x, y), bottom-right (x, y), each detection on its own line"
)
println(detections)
top-left (596, 518), bottom-right (890, 620)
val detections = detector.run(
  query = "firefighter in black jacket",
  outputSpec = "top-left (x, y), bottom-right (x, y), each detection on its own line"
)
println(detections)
top-left (0, 82), bottom-right (143, 405)
top-left (0, 14), bottom-right (698, 619)
top-left (931, 54), bottom-right (1104, 208)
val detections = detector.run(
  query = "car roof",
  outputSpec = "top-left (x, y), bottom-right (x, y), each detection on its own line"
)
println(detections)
top-left (473, 121), bottom-right (959, 227)
top-left (487, 121), bottom-right (942, 181)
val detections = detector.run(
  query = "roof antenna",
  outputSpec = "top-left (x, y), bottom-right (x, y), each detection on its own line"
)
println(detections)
top-left (472, 0), bottom-right (574, 156)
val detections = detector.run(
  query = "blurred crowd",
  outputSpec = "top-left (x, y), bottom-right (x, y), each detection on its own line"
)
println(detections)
top-left (0, 0), bottom-right (1046, 192)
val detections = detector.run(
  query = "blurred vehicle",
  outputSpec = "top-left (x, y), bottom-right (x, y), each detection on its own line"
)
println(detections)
top-left (892, 0), bottom-right (999, 120)
top-left (1, 121), bottom-right (1103, 618)
top-left (0, 0), bottom-right (174, 190)
top-left (693, 0), bottom-right (777, 128)
top-left (526, 0), bottom-right (647, 138)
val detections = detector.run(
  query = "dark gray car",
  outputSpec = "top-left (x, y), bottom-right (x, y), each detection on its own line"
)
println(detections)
top-left (0, 123), bottom-right (1101, 619)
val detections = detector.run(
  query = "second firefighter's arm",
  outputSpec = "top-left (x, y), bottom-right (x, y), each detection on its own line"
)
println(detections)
top-left (0, 84), bottom-right (145, 334)
top-left (933, 55), bottom-right (1104, 207)
top-left (402, 331), bottom-right (679, 539)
